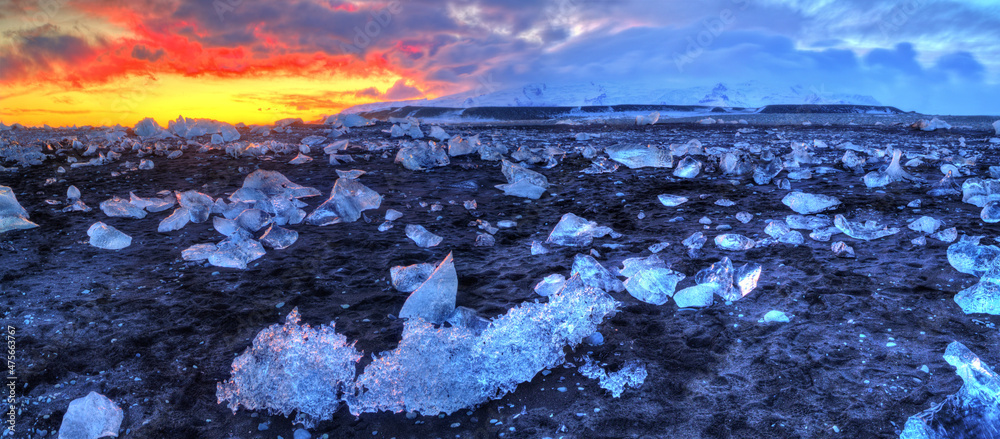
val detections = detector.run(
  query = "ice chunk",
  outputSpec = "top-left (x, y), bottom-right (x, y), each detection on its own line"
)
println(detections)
top-left (624, 267), bottom-right (685, 305)
top-left (67, 185), bottom-right (81, 200)
top-left (399, 253), bottom-right (457, 323)
top-left (762, 310), bottom-right (789, 323)
top-left (475, 233), bottom-right (495, 247)
top-left (241, 170), bottom-right (321, 200)
top-left (385, 209), bottom-right (403, 221)
top-left (954, 275), bottom-right (1000, 315)
top-left (306, 178), bottom-right (382, 226)
top-left (444, 306), bottom-right (490, 335)
top-left (395, 141), bottom-right (449, 170)
top-left (0, 186), bottom-right (38, 233)
top-left (496, 179), bottom-right (546, 199)
top-left (193, 229), bottom-right (266, 269)
top-left (427, 126), bottom-right (449, 141)
top-left (734, 262), bottom-right (762, 298)
top-left (908, 216), bottom-right (943, 234)
top-left (572, 254), bottom-right (625, 292)
top-left (216, 308), bottom-right (362, 428)
top-left (832, 241), bottom-right (856, 258)
top-left (715, 233), bottom-right (755, 251)
top-left (87, 222), bottom-right (131, 250)
top-left (962, 178), bottom-right (1000, 207)
top-left (983, 202), bottom-right (1000, 223)
top-left (911, 117), bottom-right (951, 131)
top-left (390, 263), bottom-right (435, 293)
top-left (785, 214), bottom-right (831, 230)
top-left (673, 156), bottom-right (702, 178)
top-left (683, 232), bottom-right (707, 250)
top-left (100, 197), bottom-right (147, 219)
top-left (289, 152), bottom-right (313, 164)
top-left (753, 159), bottom-right (783, 185)
top-left (900, 342), bottom-right (1000, 439)
top-left (534, 273), bottom-right (566, 297)
top-left (834, 215), bottom-right (900, 241)
top-left (932, 227), bottom-right (958, 243)
top-left (177, 191), bottom-right (214, 223)
top-left (735, 211), bottom-right (753, 223)
top-left (501, 160), bottom-right (549, 188)
top-left (158, 207), bottom-right (191, 233)
top-left (995, 120), bottom-right (1000, 136)
top-left (405, 224), bottom-right (443, 248)
top-left (134, 117), bottom-right (168, 139)
top-left (545, 213), bottom-right (613, 247)
top-left (673, 284), bottom-right (715, 308)
top-left (636, 112), bottom-right (659, 126)
top-left (605, 144), bottom-right (672, 169)
top-left (658, 194), bottom-right (688, 207)
top-left (181, 243), bottom-right (217, 261)
top-left (130, 192), bottom-right (175, 212)
top-left (577, 357), bottom-right (647, 398)
top-left (928, 172), bottom-right (961, 197)
top-left (618, 255), bottom-right (667, 278)
top-left (236, 208), bottom-right (272, 232)
top-left (782, 192), bottom-right (841, 214)
top-left (260, 224), bottom-right (298, 249)
top-left (531, 241), bottom-right (549, 255)
top-left (764, 220), bottom-right (791, 238)
top-left (947, 235), bottom-right (1000, 277)
top-left (57, 391), bottom-right (123, 439)
top-left (448, 135), bottom-right (475, 157)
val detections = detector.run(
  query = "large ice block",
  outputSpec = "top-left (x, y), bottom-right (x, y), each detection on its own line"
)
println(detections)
top-left (624, 267), bottom-right (684, 305)
top-left (395, 141), bottom-right (450, 170)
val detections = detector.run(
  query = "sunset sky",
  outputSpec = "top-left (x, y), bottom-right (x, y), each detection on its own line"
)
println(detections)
top-left (1, 0), bottom-right (998, 127)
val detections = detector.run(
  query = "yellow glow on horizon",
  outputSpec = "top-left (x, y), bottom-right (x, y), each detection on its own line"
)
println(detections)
top-left (0, 73), bottom-right (409, 128)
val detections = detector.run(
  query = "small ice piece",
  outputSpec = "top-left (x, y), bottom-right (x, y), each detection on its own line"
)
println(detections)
top-left (236, 208), bottom-right (272, 232)
top-left (673, 284), bottom-right (715, 308)
top-left (208, 229), bottom-right (266, 269)
top-left (534, 274), bottom-right (566, 297)
top-left (831, 241), bottom-right (856, 258)
top-left (962, 178), bottom-right (1000, 207)
top-left (99, 196), bottom-right (147, 219)
top-left (130, 192), bottom-right (175, 212)
top-left (683, 232), bottom-right (707, 250)
top-left (648, 241), bottom-right (670, 253)
top-left (336, 169), bottom-right (366, 180)
top-left (947, 235), bottom-right (1000, 276)
top-left (809, 226), bottom-right (839, 242)
top-left (139, 159), bottom-right (154, 170)
top-left (762, 310), bottom-right (789, 323)
top-left (390, 263), bottom-right (435, 293)
top-left (306, 178), bottom-right (382, 226)
top-left (911, 236), bottom-right (927, 246)
top-left (781, 192), bottom-right (841, 215)
top-left (158, 207), bottom-right (191, 233)
top-left (177, 191), bottom-right (214, 223)
top-left (658, 194), bottom-right (688, 207)
top-left (931, 227), bottom-right (958, 243)
top-left (475, 233), bottom-right (496, 247)
top-left (578, 357), bottom-right (647, 398)
top-left (395, 141), bottom-right (450, 170)
top-left (405, 224), bottom-right (443, 248)
top-left (735, 212), bottom-right (752, 223)
top-left (834, 215), bottom-right (900, 241)
top-left (463, 200), bottom-right (477, 210)
top-left (673, 157), bottom-right (702, 178)
top-left (67, 185), bottom-right (81, 200)
top-left (928, 172), bottom-right (961, 197)
top-left (624, 267), bottom-right (685, 305)
top-left (636, 111), bottom-right (659, 126)
top-left (983, 201), bottom-right (1000, 223)
top-left (0, 186), bottom-right (39, 233)
top-left (618, 255), bottom-right (667, 278)
top-left (605, 144), bottom-right (673, 169)
top-left (899, 342), bottom-right (1000, 439)
top-left (572, 254), bottom-right (625, 292)
top-left (908, 199), bottom-right (922, 208)
top-left (399, 252), bottom-right (457, 323)
top-left (734, 262), bottom-right (761, 298)
top-left (531, 241), bottom-right (549, 255)
top-left (57, 391), bottom-right (123, 439)
top-left (715, 234), bottom-right (755, 251)
top-left (289, 152), bottom-right (313, 164)
top-left (715, 198), bottom-right (736, 207)
top-left (545, 213), bottom-right (613, 247)
top-left (753, 159), bottom-right (783, 185)
top-left (785, 214), bottom-right (832, 230)
top-left (908, 216), bottom-right (943, 234)
top-left (181, 243), bottom-right (217, 261)
top-left (863, 170), bottom-right (892, 188)
top-left (87, 222), bottom-right (131, 250)
top-left (260, 225), bottom-right (298, 249)
top-left (496, 179), bottom-right (546, 199)
top-left (764, 220), bottom-right (791, 238)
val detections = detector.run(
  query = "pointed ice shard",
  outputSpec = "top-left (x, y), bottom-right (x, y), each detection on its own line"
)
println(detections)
top-left (781, 192), bottom-right (840, 214)
top-left (399, 252), bottom-right (457, 323)
top-left (572, 254), bottom-right (625, 292)
top-left (158, 207), bottom-right (191, 233)
top-left (390, 263), bottom-right (436, 293)
top-left (306, 178), bottom-right (382, 226)
top-left (833, 215), bottom-right (900, 241)
top-left (673, 157), bottom-right (702, 178)
top-left (928, 171), bottom-right (961, 197)
top-left (87, 222), bottom-right (131, 250)
top-left (0, 185), bottom-right (38, 233)
top-left (260, 224), bottom-right (298, 249)
top-left (405, 224), bottom-right (442, 248)
top-left (545, 213), bottom-right (613, 247)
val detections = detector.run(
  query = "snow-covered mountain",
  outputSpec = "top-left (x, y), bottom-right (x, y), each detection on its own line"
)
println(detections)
top-left (343, 81), bottom-right (881, 113)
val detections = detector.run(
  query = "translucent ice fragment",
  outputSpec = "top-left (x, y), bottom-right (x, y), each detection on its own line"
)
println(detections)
top-left (177, 190), bottom-right (214, 223)
top-left (534, 273), bottom-right (566, 297)
top-left (531, 241), bottom-right (549, 255)
top-left (390, 263), bottom-right (435, 293)
top-left (983, 202), bottom-right (1000, 223)
top-left (501, 159), bottom-right (549, 188)
top-left (241, 170), bottom-right (321, 200)
top-left (658, 194), bottom-right (688, 207)
top-left (67, 185), bottom-right (81, 200)
top-left (947, 235), bottom-right (1000, 277)
top-left (833, 215), bottom-right (900, 241)
top-left (545, 213), bottom-right (613, 247)
top-left (931, 227), bottom-right (958, 243)
top-left (908, 216), bottom-right (943, 234)
top-left (928, 172), bottom-right (961, 197)
top-left (181, 243), bottom-right (217, 261)
top-left (734, 262), bottom-right (761, 298)
top-left (87, 222), bottom-right (131, 250)
top-left (605, 144), bottom-right (672, 169)
top-left (395, 141), bottom-right (449, 170)
top-left (577, 357), bottom-right (647, 398)
top-left (260, 224), bottom-right (298, 249)
top-left (207, 229), bottom-right (266, 269)
top-left (673, 284), bottom-right (715, 308)
top-left (832, 241), bottom-right (856, 258)
top-left (496, 179), bottom-right (546, 199)
top-left (636, 112), bottom-right (659, 126)
top-left (57, 391), bottom-right (123, 439)
top-left (385, 209), bottom-right (403, 221)
top-left (753, 159), bottom-right (783, 185)
top-left (781, 192), bottom-right (840, 215)
top-left (0, 185), bottom-right (38, 233)
top-left (405, 224), bottom-right (443, 248)
top-left (99, 196), bottom-right (147, 219)
top-left (399, 252), bottom-right (457, 323)
top-left (785, 214), bottom-right (831, 230)
top-left (764, 220), bottom-right (791, 238)
top-left (624, 267), bottom-right (684, 305)
top-left (683, 232), bottom-right (707, 250)
top-left (736, 212), bottom-right (753, 223)
top-left (236, 208), bottom-right (272, 232)
top-left (962, 178), bottom-right (1000, 207)
top-left (306, 178), bottom-right (382, 226)
top-left (572, 254), bottom-right (625, 293)
top-left (448, 135), bottom-right (475, 157)
top-left (130, 192), bottom-right (175, 212)
top-left (673, 156), bottom-right (702, 178)
top-left (618, 254), bottom-right (667, 278)
top-left (289, 152), bottom-right (313, 164)
top-left (158, 207), bottom-right (191, 233)
top-left (715, 234), bottom-right (755, 251)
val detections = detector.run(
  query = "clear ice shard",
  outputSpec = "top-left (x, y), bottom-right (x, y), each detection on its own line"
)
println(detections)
top-left (781, 192), bottom-right (841, 215)
top-left (236, 208), bottom-right (272, 231)
top-left (197, 229), bottom-right (266, 269)
top-left (385, 209), bottom-right (403, 221)
top-left (0, 185), bottom-right (38, 233)
top-left (545, 213), bottom-right (613, 247)
top-left (100, 196), bottom-right (147, 219)
top-left (947, 236), bottom-right (1000, 277)
top-left (715, 234), bottom-right (755, 251)
top-left (962, 178), bottom-right (1000, 207)
top-left (577, 357), bottom-right (647, 398)
top-left (734, 262), bottom-right (762, 299)
top-left (900, 342), bottom-right (1000, 439)
top-left (658, 194), bottom-right (688, 207)
top-left (306, 178), bottom-right (382, 226)
top-left (260, 224), bottom-right (298, 249)
top-left (683, 232), bottom-right (707, 250)
top-left (983, 202), bottom-right (1000, 223)
top-left (395, 141), bottom-right (450, 170)
top-left (909, 216), bottom-right (943, 234)
top-left (405, 224), bottom-right (443, 248)
top-left (753, 159), bottom-right (783, 185)
top-left (177, 191), bottom-right (214, 223)
top-left (534, 273), bottom-right (566, 297)
top-left (618, 255), bottom-right (667, 278)
top-left (932, 227), bottom-right (958, 243)
top-left (390, 262), bottom-right (436, 293)
top-left (834, 214), bottom-right (900, 241)
top-left (448, 135), bottom-right (475, 156)
top-left (572, 254), bottom-right (625, 293)
top-left (624, 267), bottom-right (685, 305)
top-left (497, 160), bottom-right (549, 199)
top-left (673, 284), bottom-right (715, 308)
top-left (130, 192), bottom-right (175, 212)
top-left (158, 207), bottom-right (191, 233)
top-left (605, 144), bottom-right (672, 169)
top-left (57, 391), bottom-right (123, 439)
top-left (496, 179), bottom-right (546, 199)
top-left (87, 222), bottom-right (131, 250)
top-left (399, 252), bottom-right (457, 323)
top-left (673, 156), bottom-right (702, 178)
top-left (216, 308), bottom-right (362, 429)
